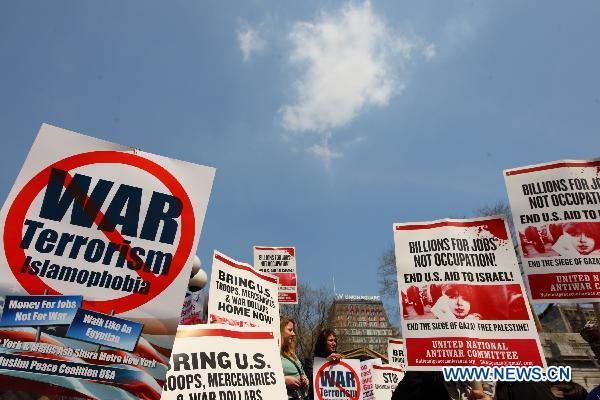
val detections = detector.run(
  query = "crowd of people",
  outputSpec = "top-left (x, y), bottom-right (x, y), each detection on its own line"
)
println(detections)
top-left (280, 317), bottom-right (343, 400)
top-left (278, 316), bottom-right (598, 400)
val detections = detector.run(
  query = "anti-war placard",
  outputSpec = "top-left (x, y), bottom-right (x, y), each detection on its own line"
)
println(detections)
top-left (394, 217), bottom-right (544, 370)
top-left (386, 339), bottom-right (405, 369)
top-left (161, 324), bottom-right (287, 400)
top-left (505, 159), bottom-right (600, 302)
top-left (208, 251), bottom-right (279, 335)
top-left (359, 358), bottom-right (381, 400)
top-left (371, 365), bottom-right (403, 400)
top-left (0, 124), bottom-right (215, 398)
top-left (253, 246), bottom-right (297, 304)
top-left (313, 357), bottom-right (362, 400)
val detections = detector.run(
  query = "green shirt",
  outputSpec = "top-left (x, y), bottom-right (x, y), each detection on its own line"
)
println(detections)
top-left (281, 355), bottom-right (307, 399)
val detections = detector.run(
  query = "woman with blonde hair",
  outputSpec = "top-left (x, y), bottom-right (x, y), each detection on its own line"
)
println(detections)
top-left (280, 316), bottom-right (309, 400)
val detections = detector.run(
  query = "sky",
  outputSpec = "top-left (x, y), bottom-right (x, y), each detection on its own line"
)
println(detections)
top-left (1, 1), bottom-right (599, 322)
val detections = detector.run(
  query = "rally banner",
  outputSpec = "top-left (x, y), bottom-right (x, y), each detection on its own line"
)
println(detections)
top-left (313, 357), bottom-right (362, 400)
top-left (253, 246), bottom-right (297, 304)
top-left (394, 217), bottom-right (545, 370)
top-left (386, 339), bottom-right (405, 369)
top-left (161, 324), bottom-right (287, 400)
top-left (0, 124), bottom-right (215, 398)
top-left (359, 358), bottom-right (381, 400)
top-left (371, 365), bottom-right (403, 400)
top-left (504, 159), bottom-right (600, 302)
top-left (208, 251), bottom-right (280, 334)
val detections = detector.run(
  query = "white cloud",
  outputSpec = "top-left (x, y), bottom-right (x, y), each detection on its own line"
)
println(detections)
top-left (307, 133), bottom-right (342, 169)
top-left (238, 27), bottom-right (266, 62)
top-left (422, 43), bottom-right (436, 60)
top-left (280, 1), bottom-right (427, 166)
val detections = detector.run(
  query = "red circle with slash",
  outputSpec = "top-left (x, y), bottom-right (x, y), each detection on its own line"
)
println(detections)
top-left (3, 151), bottom-right (195, 314)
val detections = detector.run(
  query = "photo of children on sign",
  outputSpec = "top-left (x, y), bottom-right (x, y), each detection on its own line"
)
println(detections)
top-left (518, 222), bottom-right (600, 258)
top-left (401, 283), bottom-right (529, 321)
top-left (394, 217), bottom-right (545, 370)
top-left (505, 159), bottom-right (600, 303)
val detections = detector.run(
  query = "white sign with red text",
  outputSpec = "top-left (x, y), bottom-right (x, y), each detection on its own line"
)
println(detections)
top-left (394, 216), bottom-right (544, 370)
top-left (504, 159), bottom-right (600, 303)
top-left (253, 246), bottom-right (297, 304)
top-left (359, 358), bottom-right (381, 400)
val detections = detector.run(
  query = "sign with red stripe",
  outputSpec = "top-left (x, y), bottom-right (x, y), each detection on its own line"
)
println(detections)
top-left (162, 324), bottom-right (287, 400)
top-left (208, 251), bottom-right (280, 337)
top-left (504, 159), bottom-right (600, 303)
top-left (253, 246), bottom-right (298, 304)
top-left (393, 216), bottom-right (544, 370)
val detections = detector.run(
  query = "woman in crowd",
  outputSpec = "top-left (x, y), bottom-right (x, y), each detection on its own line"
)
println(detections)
top-left (313, 328), bottom-right (343, 362)
top-left (280, 317), bottom-right (309, 400)
top-left (431, 284), bottom-right (482, 320)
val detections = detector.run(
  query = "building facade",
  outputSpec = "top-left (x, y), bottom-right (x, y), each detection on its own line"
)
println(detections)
top-left (327, 294), bottom-right (399, 357)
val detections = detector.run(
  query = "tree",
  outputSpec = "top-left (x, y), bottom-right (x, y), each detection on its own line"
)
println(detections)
top-left (280, 283), bottom-right (333, 363)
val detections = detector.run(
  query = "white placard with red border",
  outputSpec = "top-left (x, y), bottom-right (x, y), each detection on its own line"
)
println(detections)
top-left (208, 251), bottom-right (280, 336)
top-left (504, 159), bottom-right (600, 303)
top-left (387, 338), bottom-right (405, 369)
top-left (371, 365), bottom-right (404, 400)
top-left (394, 216), bottom-right (545, 370)
top-left (253, 246), bottom-right (298, 304)
top-left (0, 124), bottom-right (215, 398)
top-left (313, 357), bottom-right (362, 400)
top-left (359, 358), bottom-right (381, 400)
top-left (161, 324), bottom-right (287, 400)
top-left (180, 291), bottom-right (206, 325)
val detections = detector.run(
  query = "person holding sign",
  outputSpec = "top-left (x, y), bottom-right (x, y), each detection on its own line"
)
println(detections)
top-left (314, 329), bottom-right (343, 362)
top-left (281, 317), bottom-right (310, 400)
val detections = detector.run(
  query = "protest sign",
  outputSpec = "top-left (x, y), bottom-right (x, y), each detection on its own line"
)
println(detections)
top-left (180, 291), bottom-right (207, 325)
top-left (253, 246), bottom-right (297, 304)
top-left (394, 216), bottom-right (544, 370)
top-left (371, 365), bottom-right (403, 400)
top-left (359, 358), bottom-right (381, 400)
top-left (0, 124), bottom-right (215, 398)
top-left (208, 251), bottom-right (280, 334)
top-left (161, 324), bottom-right (287, 400)
top-left (313, 357), bottom-right (362, 400)
top-left (504, 159), bottom-right (600, 302)
top-left (386, 339), bottom-right (405, 369)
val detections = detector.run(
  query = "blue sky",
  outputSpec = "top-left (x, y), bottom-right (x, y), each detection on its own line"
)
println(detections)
top-left (1, 1), bottom-right (599, 320)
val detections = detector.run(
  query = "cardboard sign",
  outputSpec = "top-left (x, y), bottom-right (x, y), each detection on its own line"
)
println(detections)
top-left (359, 358), bottom-right (381, 400)
top-left (504, 159), bottom-right (600, 302)
top-left (386, 339), bottom-right (405, 369)
top-left (0, 124), bottom-right (215, 399)
top-left (394, 216), bottom-right (545, 370)
top-left (253, 246), bottom-right (298, 303)
top-left (371, 365), bottom-right (404, 400)
top-left (208, 251), bottom-right (280, 335)
top-left (313, 357), bottom-right (362, 400)
top-left (180, 291), bottom-right (206, 325)
top-left (161, 324), bottom-right (287, 400)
